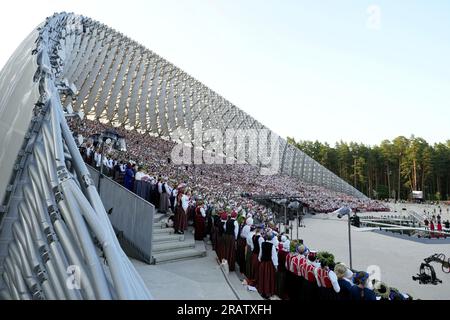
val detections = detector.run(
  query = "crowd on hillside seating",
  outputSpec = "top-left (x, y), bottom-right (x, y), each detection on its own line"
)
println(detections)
top-left (68, 118), bottom-right (416, 300)
top-left (71, 119), bottom-right (388, 219)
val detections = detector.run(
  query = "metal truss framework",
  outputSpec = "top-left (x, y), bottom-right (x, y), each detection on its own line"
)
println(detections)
top-left (57, 13), bottom-right (365, 198)
top-left (0, 13), bottom-right (151, 300)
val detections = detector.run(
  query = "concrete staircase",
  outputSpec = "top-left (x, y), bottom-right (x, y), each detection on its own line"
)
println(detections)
top-left (152, 212), bottom-right (206, 264)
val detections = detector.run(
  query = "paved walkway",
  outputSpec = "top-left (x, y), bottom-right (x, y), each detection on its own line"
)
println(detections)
top-left (132, 228), bottom-right (261, 300)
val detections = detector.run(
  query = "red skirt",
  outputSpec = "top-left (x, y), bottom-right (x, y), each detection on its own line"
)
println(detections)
top-left (222, 234), bottom-right (236, 271)
top-left (211, 225), bottom-right (218, 250)
top-left (250, 252), bottom-right (260, 283)
top-left (258, 261), bottom-right (276, 297)
top-left (236, 238), bottom-right (247, 274)
top-left (216, 233), bottom-right (224, 261)
top-left (174, 206), bottom-right (187, 231)
top-left (194, 214), bottom-right (206, 240)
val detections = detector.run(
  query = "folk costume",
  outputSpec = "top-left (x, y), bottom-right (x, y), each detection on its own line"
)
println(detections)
top-left (237, 218), bottom-right (252, 275)
top-left (286, 244), bottom-right (306, 300)
top-left (315, 265), bottom-right (340, 300)
top-left (194, 201), bottom-right (206, 241)
top-left (215, 212), bottom-right (228, 261)
top-left (222, 211), bottom-right (239, 271)
top-left (257, 235), bottom-right (278, 298)
top-left (275, 237), bottom-right (289, 300)
top-left (244, 223), bottom-right (255, 279)
top-left (250, 229), bottom-right (264, 283)
top-left (174, 187), bottom-right (188, 234)
top-left (158, 179), bottom-right (170, 213)
top-left (210, 213), bottom-right (220, 251)
top-left (301, 251), bottom-right (320, 301)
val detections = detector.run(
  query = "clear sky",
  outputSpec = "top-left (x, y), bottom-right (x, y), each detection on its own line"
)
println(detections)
top-left (1, 0), bottom-right (449, 146)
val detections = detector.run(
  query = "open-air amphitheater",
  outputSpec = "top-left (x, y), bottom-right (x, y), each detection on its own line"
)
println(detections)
top-left (0, 12), bottom-right (449, 300)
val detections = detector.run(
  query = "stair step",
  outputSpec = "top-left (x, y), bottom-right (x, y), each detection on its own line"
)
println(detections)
top-left (152, 248), bottom-right (206, 264)
top-left (152, 240), bottom-right (195, 253)
top-left (153, 222), bottom-right (166, 229)
top-left (153, 213), bottom-right (166, 223)
top-left (153, 227), bottom-right (174, 235)
top-left (152, 234), bottom-right (184, 243)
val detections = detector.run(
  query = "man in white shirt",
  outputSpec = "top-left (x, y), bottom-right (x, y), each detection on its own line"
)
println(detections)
top-left (107, 158), bottom-right (114, 170)
top-left (94, 150), bottom-right (102, 168)
top-left (102, 156), bottom-right (110, 175)
top-left (170, 187), bottom-right (178, 212)
top-left (86, 144), bottom-right (94, 164)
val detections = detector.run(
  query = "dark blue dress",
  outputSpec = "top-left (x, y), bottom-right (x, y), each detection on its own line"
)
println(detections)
top-left (124, 168), bottom-right (134, 191)
top-left (337, 279), bottom-right (353, 300)
top-left (350, 286), bottom-right (377, 301)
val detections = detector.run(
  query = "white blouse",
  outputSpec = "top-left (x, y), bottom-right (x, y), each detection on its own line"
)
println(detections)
top-left (258, 240), bottom-right (278, 268)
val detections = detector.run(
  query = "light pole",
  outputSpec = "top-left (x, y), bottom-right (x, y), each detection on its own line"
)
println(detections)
top-left (335, 206), bottom-right (353, 269)
top-left (347, 212), bottom-right (353, 269)
top-left (398, 152), bottom-right (402, 202)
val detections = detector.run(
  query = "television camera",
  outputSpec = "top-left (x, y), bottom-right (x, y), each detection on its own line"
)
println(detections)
top-left (412, 253), bottom-right (450, 285)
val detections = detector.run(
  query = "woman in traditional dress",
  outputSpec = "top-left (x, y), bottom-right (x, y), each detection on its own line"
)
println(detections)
top-left (173, 185), bottom-right (186, 234)
top-left (257, 232), bottom-right (278, 299)
top-left (215, 212), bottom-right (228, 261)
top-left (301, 251), bottom-right (320, 301)
top-left (315, 255), bottom-right (340, 300)
top-left (210, 211), bottom-right (220, 251)
top-left (237, 217), bottom-right (251, 275)
top-left (250, 227), bottom-right (263, 284)
top-left (244, 220), bottom-right (255, 279)
top-left (222, 211), bottom-right (239, 271)
top-left (194, 199), bottom-right (206, 241)
top-left (159, 178), bottom-right (170, 213)
top-left (275, 236), bottom-right (289, 299)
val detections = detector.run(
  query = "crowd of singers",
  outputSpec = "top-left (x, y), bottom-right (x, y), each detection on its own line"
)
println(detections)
top-left (208, 211), bottom-right (412, 301)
